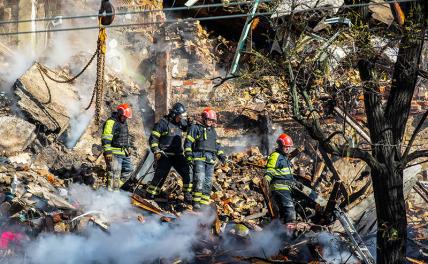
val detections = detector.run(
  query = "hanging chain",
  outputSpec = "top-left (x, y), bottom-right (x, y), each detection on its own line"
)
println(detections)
top-left (36, 49), bottom-right (98, 84)
top-left (85, 21), bottom-right (107, 125)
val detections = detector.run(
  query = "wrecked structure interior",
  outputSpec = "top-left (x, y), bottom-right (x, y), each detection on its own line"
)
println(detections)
top-left (0, 0), bottom-right (427, 263)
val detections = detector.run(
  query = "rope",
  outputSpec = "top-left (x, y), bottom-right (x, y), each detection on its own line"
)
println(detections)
top-left (36, 49), bottom-right (98, 84)
top-left (85, 20), bottom-right (107, 125)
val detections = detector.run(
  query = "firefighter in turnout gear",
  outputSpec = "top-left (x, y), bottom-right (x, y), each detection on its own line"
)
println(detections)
top-left (102, 104), bottom-right (134, 191)
top-left (184, 108), bottom-right (226, 209)
top-left (147, 102), bottom-right (192, 202)
top-left (265, 133), bottom-right (296, 223)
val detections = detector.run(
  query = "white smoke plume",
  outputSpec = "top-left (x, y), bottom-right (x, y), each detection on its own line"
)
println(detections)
top-left (4, 185), bottom-right (292, 263)
top-left (317, 232), bottom-right (360, 263)
top-left (9, 184), bottom-right (216, 264)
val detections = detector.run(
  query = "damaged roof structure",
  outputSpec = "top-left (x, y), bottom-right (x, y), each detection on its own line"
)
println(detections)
top-left (0, 0), bottom-right (427, 263)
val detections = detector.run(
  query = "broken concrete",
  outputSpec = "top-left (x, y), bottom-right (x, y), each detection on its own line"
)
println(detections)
top-left (0, 116), bottom-right (36, 156)
top-left (14, 63), bottom-right (79, 135)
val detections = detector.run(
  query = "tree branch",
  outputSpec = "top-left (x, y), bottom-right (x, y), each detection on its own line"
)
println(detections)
top-left (402, 109), bottom-right (428, 161)
top-left (385, 5), bottom-right (427, 143)
top-left (404, 149), bottom-right (428, 164)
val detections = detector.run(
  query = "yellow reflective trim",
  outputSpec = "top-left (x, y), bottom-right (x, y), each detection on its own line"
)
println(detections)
top-left (161, 132), bottom-right (168, 136)
top-left (266, 152), bottom-right (280, 168)
top-left (265, 175), bottom-right (272, 182)
top-left (193, 157), bottom-right (206, 161)
top-left (151, 131), bottom-right (161, 137)
top-left (184, 147), bottom-right (192, 152)
top-left (150, 143), bottom-right (159, 148)
top-left (217, 150), bottom-right (224, 155)
top-left (146, 189), bottom-right (157, 195)
top-left (201, 195), bottom-right (210, 201)
top-left (199, 200), bottom-right (209, 205)
top-left (271, 183), bottom-right (290, 191)
top-left (111, 150), bottom-right (126, 155)
top-left (186, 135), bottom-right (195, 143)
top-left (102, 119), bottom-right (115, 136)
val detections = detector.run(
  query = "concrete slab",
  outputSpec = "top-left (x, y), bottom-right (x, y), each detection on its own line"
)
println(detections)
top-left (14, 63), bottom-right (79, 134)
top-left (0, 115), bottom-right (36, 156)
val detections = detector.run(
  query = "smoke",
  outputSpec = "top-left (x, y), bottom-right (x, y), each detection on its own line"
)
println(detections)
top-left (317, 232), bottom-right (360, 263)
top-left (0, 50), bottom-right (36, 94)
top-left (20, 214), bottom-right (214, 264)
top-left (4, 185), bottom-right (290, 263)
top-left (67, 184), bottom-right (137, 219)
top-left (8, 184), bottom-right (216, 264)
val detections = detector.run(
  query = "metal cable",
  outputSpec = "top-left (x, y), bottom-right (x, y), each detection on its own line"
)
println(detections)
top-left (0, 12), bottom-right (274, 36)
top-left (0, 0), bottom-right (420, 36)
top-left (0, 0), bottom-right (273, 25)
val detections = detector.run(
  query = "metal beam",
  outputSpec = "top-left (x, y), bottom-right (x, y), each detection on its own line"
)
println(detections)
top-left (228, 0), bottom-right (261, 76)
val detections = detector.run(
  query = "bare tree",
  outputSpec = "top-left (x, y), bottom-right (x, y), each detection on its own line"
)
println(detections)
top-left (234, 1), bottom-right (427, 263)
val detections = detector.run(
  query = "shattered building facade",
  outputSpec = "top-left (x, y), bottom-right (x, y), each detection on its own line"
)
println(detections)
top-left (0, 0), bottom-right (427, 263)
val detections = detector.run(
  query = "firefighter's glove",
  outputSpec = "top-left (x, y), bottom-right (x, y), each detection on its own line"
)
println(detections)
top-left (294, 181), bottom-right (304, 190)
top-left (154, 150), bottom-right (165, 161)
top-left (104, 153), bottom-right (113, 163)
top-left (218, 155), bottom-right (226, 164)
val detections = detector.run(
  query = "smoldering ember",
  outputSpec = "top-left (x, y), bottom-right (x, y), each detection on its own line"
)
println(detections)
top-left (0, 1), bottom-right (427, 263)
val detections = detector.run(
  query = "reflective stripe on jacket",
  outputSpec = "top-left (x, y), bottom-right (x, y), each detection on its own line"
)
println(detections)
top-left (148, 117), bottom-right (186, 154)
top-left (102, 113), bottom-right (129, 156)
top-left (184, 123), bottom-right (224, 161)
top-left (264, 150), bottom-right (294, 190)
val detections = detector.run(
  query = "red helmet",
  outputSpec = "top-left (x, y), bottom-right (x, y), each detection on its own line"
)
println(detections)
top-left (202, 108), bottom-right (217, 121)
top-left (117, 103), bottom-right (132, 118)
top-left (277, 133), bottom-right (293, 147)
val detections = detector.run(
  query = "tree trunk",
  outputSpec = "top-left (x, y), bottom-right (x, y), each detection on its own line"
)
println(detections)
top-left (371, 157), bottom-right (407, 264)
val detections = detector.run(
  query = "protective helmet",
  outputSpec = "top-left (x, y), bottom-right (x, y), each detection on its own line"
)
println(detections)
top-left (169, 102), bottom-right (187, 118)
top-left (202, 108), bottom-right (217, 121)
top-left (277, 133), bottom-right (293, 147)
top-left (117, 103), bottom-right (132, 118)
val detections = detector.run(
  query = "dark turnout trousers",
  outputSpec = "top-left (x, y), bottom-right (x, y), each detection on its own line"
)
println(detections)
top-left (146, 154), bottom-right (192, 196)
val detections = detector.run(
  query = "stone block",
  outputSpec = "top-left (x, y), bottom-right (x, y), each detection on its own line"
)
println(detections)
top-left (14, 63), bottom-right (79, 134)
top-left (0, 116), bottom-right (36, 156)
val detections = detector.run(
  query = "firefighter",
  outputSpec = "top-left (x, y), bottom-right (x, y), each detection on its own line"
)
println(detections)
top-left (265, 133), bottom-right (296, 223)
top-left (146, 102), bottom-right (192, 203)
top-left (184, 108), bottom-right (226, 209)
top-left (102, 104), bottom-right (134, 191)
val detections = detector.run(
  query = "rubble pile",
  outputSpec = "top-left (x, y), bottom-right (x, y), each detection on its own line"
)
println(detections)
top-left (166, 21), bottom-right (232, 78)
top-left (212, 148), bottom-right (266, 223)
top-left (0, 161), bottom-right (77, 238)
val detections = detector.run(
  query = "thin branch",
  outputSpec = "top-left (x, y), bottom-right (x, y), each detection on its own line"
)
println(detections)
top-left (405, 159), bottom-right (428, 169)
top-left (402, 109), bottom-right (428, 161)
top-left (405, 149), bottom-right (428, 164)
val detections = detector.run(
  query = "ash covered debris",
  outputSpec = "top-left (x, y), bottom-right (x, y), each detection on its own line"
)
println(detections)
top-left (0, 0), bottom-right (427, 263)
